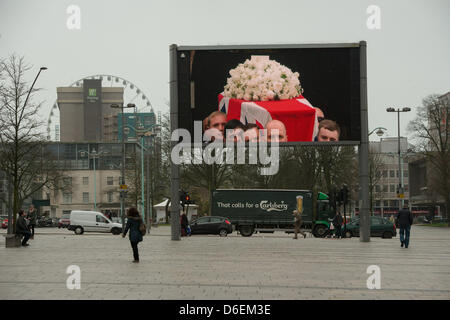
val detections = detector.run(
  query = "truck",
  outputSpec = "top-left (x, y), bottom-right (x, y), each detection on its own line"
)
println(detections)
top-left (211, 189), bottom-right (335, 237)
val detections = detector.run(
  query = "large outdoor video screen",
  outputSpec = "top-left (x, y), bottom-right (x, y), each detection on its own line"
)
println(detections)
top-left (175, 44), bottom-right (361, 144)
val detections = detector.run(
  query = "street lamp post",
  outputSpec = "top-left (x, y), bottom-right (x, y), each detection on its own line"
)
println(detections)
top-left (8, 66), bottom-right (47, 235)
top-left (110, 103), bottom-right (135, 230)
top-left (386, 107), bottom-right (411, 209)
top-left (124, 123), bottom-right (157, 228)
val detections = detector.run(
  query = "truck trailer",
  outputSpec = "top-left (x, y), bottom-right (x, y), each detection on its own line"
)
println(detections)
top-left (211, 189), bottom-right (335, 237)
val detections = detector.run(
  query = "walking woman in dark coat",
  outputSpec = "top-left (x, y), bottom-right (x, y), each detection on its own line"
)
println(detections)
top-left (122, 207), bottom-right (143, 263)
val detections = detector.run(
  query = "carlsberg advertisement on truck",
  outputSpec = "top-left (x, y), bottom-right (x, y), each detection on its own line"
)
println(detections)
top-left (212, 189), bottom-right (335, 237)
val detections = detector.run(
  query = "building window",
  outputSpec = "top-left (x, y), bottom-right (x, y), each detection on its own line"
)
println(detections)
top-left (83, 192), bottom-right (89, 203)
top-left (107, 177), bottom-right (114, 185)
top-left (375, 200), bottom-right (381, 207)
top-left (382, 170), bottom-right (388, 178)
top-left (383, 185), bottom-right (388, 193)
top-left (390, 185), bottom-right (395, 193)
top-left (375, 185), bottom-right (381, 193)
top-left (83, 177), bottom-right (89, 185)
top-left (63, 177), bottom-right (72, 186)
top-left (107, 192), bottom-right (113, 203)
top-left (63, 193), bottom-right (72, 204)
top-left (383, 200), bottom-right (389, 207)
top-left (390, 170), bottom-right (395, 178)
top-left (404, 170), bottom-right (408, 178)
top-left (404, 185), bottom-right (409, 192)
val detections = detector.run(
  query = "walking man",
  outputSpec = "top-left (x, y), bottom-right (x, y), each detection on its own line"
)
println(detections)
top-left (396, 204), bottom-right (413, 248)
top-left (27, 204), bottom-right (37, 239)
top-left (292, 210), bottom-right (306, 239)
top-left (16, 210), bottom-right (32, 246)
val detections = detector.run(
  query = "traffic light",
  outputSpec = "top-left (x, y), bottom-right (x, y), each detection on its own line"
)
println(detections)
top-left (179, 190), bottom-right (191, 210)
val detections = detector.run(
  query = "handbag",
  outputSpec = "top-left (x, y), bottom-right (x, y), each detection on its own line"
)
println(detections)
top-left (139, 219), bottom-right (146, 236)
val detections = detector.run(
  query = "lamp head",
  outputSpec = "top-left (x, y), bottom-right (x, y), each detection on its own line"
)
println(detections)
top-left (402, 107), bottom-right (411, 112)
top-left (376, 128), bottom-right (385, 137)
top-left (386, 107), bottom-right (395, 112)
top-left (40, 67), bottom-right (48, 71)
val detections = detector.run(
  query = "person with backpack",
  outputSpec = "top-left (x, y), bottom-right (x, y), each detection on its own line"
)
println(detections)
top-left (122, 207), bottom-right (145, 263)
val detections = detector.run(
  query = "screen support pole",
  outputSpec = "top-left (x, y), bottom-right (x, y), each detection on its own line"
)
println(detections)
top-left (170, 44), bottom-right (181, 241)
top-left (359, 41), bottom-right (370, 242)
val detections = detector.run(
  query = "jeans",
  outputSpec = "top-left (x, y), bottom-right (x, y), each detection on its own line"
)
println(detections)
top-left (399, 226), bottom-right (411, 247)
top-left (21, 231), bottom-right (31, 245)
top-left (130, 241), bottom-right (139, 261)
top-left (30, 224), bottom-right (35, 237)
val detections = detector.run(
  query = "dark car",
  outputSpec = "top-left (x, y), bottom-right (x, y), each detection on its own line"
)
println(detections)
top-left (343, 216), bottom-right (396, 238)
top-left (190, 216), bottom-right (233, 237)
top-left (1, 216), bottom-right (8, 229)
top-left (58, 213), bottom-right (71, 228)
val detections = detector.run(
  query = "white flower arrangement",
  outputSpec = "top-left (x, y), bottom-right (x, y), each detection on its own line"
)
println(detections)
top-left (223, 55), bottom-right (303, 101)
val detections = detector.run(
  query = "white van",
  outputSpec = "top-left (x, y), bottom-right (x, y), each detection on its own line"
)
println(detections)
top-left (68, 210), bottom-right (122, 235)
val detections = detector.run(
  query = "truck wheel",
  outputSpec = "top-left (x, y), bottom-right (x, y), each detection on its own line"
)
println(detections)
top-left (219, 229), bottom-right (228, 237)
top-left (74, 226), bottom-right (84, 235)
top-left (313, 225), bottom-right (327, 238)
top-left (239, 226), bottom-right (254, 237)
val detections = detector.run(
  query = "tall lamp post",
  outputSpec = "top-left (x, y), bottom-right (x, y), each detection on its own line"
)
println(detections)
top-left (8, 66), bottom-right (47, 235)
top-left (110, 103), bottom-right (135, 230)
top-left (386, 107), bottom-right (411, 209)
top-left (124, 123), bottom-right (157, 231)
top-left (79, 148), bottom-right (106, 210)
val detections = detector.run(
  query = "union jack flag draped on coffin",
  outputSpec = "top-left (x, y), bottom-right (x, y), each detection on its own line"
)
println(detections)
top-left (218, 94), bottom-right (319, 142)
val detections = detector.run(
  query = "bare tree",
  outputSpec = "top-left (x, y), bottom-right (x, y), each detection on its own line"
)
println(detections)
top-left (408, 93), bottom-right (450, 223)
top-left (0, 54), bottom-right (66, 231)
top-left (368, 150), bottom-right (386, 215)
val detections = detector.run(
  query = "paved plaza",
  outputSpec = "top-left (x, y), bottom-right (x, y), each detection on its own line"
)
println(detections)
top-left (0, 225), bottom-right (449, 300)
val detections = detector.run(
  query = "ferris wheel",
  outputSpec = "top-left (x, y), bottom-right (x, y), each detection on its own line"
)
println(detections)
top-left (46, 74), bottom-right (155, 141)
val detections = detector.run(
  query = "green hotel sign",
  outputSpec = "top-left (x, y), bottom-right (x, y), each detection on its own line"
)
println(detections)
top-left (88, 88), bottom-right (97, 97)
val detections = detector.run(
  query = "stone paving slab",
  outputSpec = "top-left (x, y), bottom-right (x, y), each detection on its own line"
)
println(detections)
top-left (0, 225), bottom-right (449, 300)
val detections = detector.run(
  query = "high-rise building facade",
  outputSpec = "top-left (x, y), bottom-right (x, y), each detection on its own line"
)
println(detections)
top-left (57, 79), bottom-right (124, 142)
top-left (369, 137), bottom-right (411, 214)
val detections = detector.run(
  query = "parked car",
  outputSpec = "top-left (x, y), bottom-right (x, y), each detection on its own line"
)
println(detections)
top-left (189, 216), bottom-right (233, 237)
top-left (343, 216), bottom-right (396, 238)
top-left (1, 217), bottom-right (8, 229)
top-left (58, 213), bottom-right (71, 228)
top-left (68, 210), bottom-right (122, 235)
top-left (37, 216), bottom-right (57, 227)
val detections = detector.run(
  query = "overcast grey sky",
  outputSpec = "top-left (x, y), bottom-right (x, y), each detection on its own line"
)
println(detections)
top-left (1, 0), bottom-right (449, 141)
